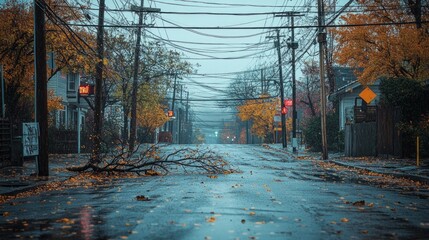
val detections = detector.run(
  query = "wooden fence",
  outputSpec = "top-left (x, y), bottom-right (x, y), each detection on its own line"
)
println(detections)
top-left (345, 106), bottom-right (401, 157)
top-left (0, 118), bottom-right (11, 167)
top-left (345, 122), bottom-right (377, 157)
top-left (377, 106), bottom-right (402, 156)
top-left (49, 129), bottom-right (78, 154)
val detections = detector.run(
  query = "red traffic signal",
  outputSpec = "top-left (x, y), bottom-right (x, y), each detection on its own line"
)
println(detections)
top-left (284, 99), bottom-right (293, 107)
top-left (167, 110), bottom-right (174, 117)
top-left (281, 106), bottom-right (288, 115)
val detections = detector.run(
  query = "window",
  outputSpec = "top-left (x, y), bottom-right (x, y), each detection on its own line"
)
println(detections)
top-left (67, 74), bottom-right (77, 91)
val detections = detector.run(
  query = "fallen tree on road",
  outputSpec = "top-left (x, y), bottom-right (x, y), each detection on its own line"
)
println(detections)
top-left (67, 144), bottom-right (235, 175)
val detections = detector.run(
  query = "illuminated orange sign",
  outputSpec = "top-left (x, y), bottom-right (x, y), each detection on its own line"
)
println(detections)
top-left (79, 84), bottom-right (94, 96)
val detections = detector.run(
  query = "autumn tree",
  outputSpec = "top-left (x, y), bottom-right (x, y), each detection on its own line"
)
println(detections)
top-left (237, 95), bottom-right (277, 142)
top-left (0, 0), bottom-right (95, 124)
top-left (136, 81), bottom-right (169, 142)
top-left (332, 0), bottom-right (429, 85)
top-left (298, 61), bottom-right (321, 118)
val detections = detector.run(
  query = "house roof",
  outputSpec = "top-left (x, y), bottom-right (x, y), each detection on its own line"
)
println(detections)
top-left (328, 79), bottom-right (381, 101)
top-left (328, 80), bottom-right (360, 101)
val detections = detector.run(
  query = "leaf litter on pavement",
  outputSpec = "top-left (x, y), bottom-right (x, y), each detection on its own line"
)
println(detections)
top-left (316, 161), bottom-right (429, 192)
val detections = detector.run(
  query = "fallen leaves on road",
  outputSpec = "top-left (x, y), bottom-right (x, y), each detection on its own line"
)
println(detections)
top-left (341, 218), bottom-right (349, 223)
top-left (0, 172), bottom-right (139, 204)
top-left (57, 218), bottom-right (75, 224)
top-left (315, 161), bottom-right (429, 191)
top-left (352, 200), bottom-right (365, 206)
top-left (207, 175), bottom-right (218, 179)
top-left (136, 195), bottom-right (150, 201)
top-left (206, 216), bottom-right (216, 223)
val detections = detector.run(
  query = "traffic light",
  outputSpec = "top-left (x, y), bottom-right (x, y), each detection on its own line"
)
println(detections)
top-left (281, 106), bottom-right (288, 115)
top-left (167, 110), bottom-right (174, 117)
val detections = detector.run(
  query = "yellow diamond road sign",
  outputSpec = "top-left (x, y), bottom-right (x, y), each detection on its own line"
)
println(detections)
top-left (359, 87), bottom-right (377, 104)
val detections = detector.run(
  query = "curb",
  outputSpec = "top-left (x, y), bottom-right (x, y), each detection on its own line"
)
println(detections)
top-left (328, 160), bottom-right (429, 185)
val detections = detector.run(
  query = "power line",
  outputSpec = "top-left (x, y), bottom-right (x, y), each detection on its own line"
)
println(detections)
top-left (66, 20), bottom-right (428, 29)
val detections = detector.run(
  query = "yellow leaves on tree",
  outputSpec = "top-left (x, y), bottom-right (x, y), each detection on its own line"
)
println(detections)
top-left (0, 1), bottom-right (95, 121)
top-left (332, 0), bottom-right (429, 85)
top-left (136, 82), bottom-right (169, 132)
top-left (47, 89), bottom-right (63, 112)
top-left (237, 95), bottom-right (276, 139)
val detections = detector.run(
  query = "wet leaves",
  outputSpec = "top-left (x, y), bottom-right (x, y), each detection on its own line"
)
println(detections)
top-left (316, 161), bottom-right (429, 192)
top-left (206, 216), bottom-right (216, 223)
top-left (57, 218), bottom-right (75, 224)
top-left (136, 195), bottom-right (150, 201)
top-left (341, 218), bottom-right (349, 223)
top-left (352, 200), bottom-right (365, 206)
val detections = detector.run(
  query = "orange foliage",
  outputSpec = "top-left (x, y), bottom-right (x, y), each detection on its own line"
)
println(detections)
top-left (136, 82), bottom-right (169, 132)
top-left (237, 95), bottom-right (276, 139)
top-left (332, 0), bottom-right (429, 84)
top-left (0, 1), bottom-right (95, 121)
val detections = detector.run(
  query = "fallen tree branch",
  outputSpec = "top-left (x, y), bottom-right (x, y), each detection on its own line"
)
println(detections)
top-left (67, 144), bottom-right (236, 175)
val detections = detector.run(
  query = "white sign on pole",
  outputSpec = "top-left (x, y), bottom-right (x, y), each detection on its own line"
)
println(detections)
top-left (23, 122), bottom-right (39, 156)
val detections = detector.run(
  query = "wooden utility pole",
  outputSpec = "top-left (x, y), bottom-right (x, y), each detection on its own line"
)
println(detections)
top-left (268, 29), bottom-right (287, 148)
top-left (129, 2), bottom-right (160, 151)
top-left (93, 0), bottom-right (105, 164)
top-left (275, 12), bottom-right (303, 152)
top-left (129, 0), bottom-right (144, 153)
top-left (34, 0), bottom-right (49, 176)
top-left (169, 75), bottom-right (177, 138)
top-left (318, 0), bottom-right (328, 159)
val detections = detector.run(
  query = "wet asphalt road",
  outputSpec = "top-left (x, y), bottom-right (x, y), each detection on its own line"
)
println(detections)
top-left (1, 144), bottom-right (429, 239)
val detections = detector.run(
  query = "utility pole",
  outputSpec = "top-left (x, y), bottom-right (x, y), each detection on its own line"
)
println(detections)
top-left (275, 12), bottom-right (303, 152)
top-left (93, 0), bottom-right (105, 164)
top-left (169, 75), bottom-right (177, 139)
top-left (1, 65), bottom-right (4, 118)
top-left (267, 30), bottom-right (287, 148)
top-left (129, 0), bottom-right (144, 154)
top-left (129, 2), bottom-right (160, 152)
top-left (318, 0), bottom-right (328, 159)
top-left (185, 91), bottom-right (189, 143)
top-left (34, 0), bottom-right (49, 176)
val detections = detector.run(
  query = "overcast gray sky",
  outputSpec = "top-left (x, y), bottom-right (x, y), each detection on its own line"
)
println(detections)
top-left (135, 0), bottom-right (340, 135)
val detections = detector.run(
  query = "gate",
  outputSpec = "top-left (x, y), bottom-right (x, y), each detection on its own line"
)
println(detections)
top-left (377, 106), bottom-right (402, 157)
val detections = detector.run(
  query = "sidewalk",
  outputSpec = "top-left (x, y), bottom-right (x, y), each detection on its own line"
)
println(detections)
top-left (266, 143), bottom-right (429, 185)
top-left (0, 154), bottom-right (87, 196)
top-left (329, 156), bottom-right (429, 185)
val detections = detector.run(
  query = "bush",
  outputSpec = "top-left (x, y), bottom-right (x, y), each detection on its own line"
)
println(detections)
top-left (380, 77), bottom-right (429, 157)
top-left (303, 112), bottom-right (342, 152)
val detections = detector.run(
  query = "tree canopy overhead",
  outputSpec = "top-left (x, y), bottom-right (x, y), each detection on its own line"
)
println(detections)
top-left (332, 0), bottom-right (429, 85)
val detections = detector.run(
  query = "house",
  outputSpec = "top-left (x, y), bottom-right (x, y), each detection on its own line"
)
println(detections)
top-left (48, 71), bottom-right (88, 130)
top-left (329, 67), bottom-right (381, 130)
top-left (48, 71), bottom-right (90, 153)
